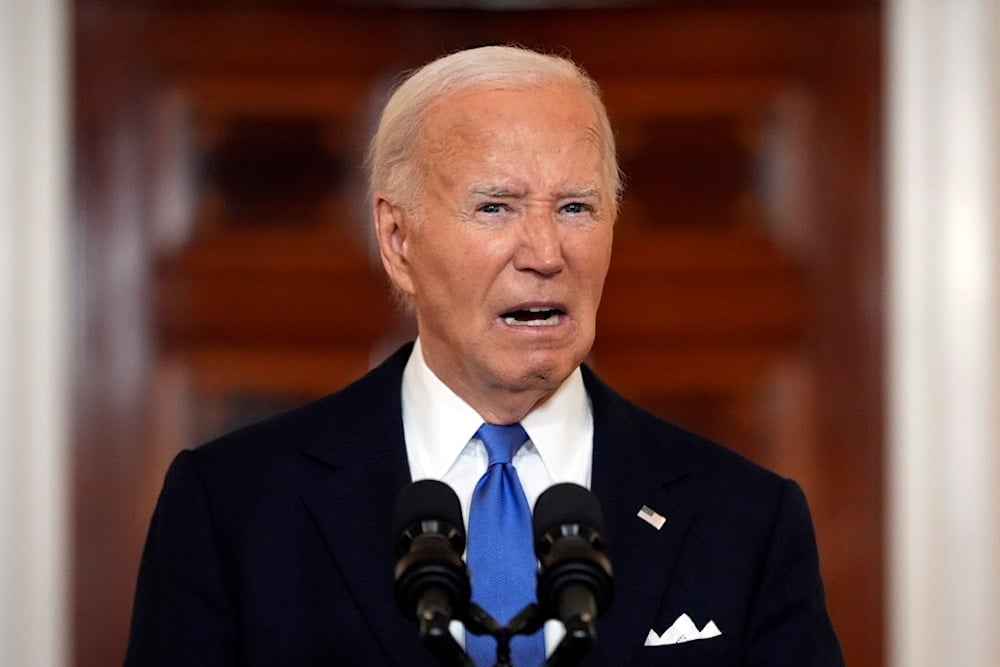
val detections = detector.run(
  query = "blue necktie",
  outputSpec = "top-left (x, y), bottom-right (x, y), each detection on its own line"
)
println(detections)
top-left (466, 423), bottom-right (545, 667)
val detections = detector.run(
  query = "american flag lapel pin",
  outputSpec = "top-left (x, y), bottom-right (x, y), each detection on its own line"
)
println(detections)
top-left (637, 504), bottom-right (667, 530)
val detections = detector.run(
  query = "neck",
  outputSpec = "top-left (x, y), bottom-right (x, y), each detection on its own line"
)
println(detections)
top-left (416, 342), bottom-right (564, 425)
top-left (436, 366), bottom-right (560, 425)
top-left (469, 389), bottom-right (556, 426)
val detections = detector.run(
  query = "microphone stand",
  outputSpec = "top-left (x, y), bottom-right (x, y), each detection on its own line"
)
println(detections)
top-left (415, 588), bottom-right (475, 667)
top-left (417, 601), bottom-right (505, 667)
top-left (507, 602), bottom-right (595, 667)
top-left (544, 613), bottom-right (594, 667)
top-left (430, 602), bottom-right (593, 667)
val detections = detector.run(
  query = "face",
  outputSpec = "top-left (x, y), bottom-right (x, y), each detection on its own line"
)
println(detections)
top-left (374, 82), bottom-right (616, 419)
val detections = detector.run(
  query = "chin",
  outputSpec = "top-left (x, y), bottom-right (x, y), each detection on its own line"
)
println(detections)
top-left (511, 354), bottom-right (577, 391)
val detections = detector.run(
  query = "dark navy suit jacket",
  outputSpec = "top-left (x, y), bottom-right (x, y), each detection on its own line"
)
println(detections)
top-left (125, 343), bottom-right (843, 666)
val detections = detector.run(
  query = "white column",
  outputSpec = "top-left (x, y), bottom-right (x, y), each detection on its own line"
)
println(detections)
top-left (0, 0), bottom-right (70, 665)
top-left (887, 1), bottom-right (1000, 666)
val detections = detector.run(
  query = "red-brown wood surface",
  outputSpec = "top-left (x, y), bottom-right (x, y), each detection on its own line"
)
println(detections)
top-left (74, 5), bottom-right (882, 665)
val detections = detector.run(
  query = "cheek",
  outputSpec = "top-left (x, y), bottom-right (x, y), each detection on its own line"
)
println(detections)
top-left (572, 236), bottom-right (613, 290)
top-left (422, 250), bottom-right (493, 318)
top-left (411, 230), bottom-right (468, 291)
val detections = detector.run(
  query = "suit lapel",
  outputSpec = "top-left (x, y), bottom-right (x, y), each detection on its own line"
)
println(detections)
top-left (290, 349), bottom-right (703, 664)
top-left (297, 344), bottom-right (435, 666)
top-left (584, 368), bottom-right (701, 664)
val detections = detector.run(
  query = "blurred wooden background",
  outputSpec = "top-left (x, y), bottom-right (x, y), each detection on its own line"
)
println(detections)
top-left (74, 2), bottom-right (882, 665)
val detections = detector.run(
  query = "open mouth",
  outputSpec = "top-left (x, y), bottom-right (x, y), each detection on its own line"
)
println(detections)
top-left (501, 306), bottom-right (564, 327)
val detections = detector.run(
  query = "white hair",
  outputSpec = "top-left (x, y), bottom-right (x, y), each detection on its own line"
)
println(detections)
top-left (366, 45), bottom-right (622, 212)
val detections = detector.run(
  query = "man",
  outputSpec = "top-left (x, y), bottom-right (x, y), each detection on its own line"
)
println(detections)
top-left (126, 46), bottom-right (843, 666)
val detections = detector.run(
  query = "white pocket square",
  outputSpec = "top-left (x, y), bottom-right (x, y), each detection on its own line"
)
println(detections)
top-left (644, 613), bottom-right (722, 646)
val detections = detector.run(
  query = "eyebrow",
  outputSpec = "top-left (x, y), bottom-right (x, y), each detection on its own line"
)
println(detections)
top-left (467, 185), bottom-right (603, 199)
top-left (559, 186), bottom-right (603, 200)
top-left (468, 185), bottom-right (522, 198)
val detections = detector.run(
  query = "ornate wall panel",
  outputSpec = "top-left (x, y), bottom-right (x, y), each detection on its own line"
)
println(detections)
top-left (75, 5), bottom-right (881, 665)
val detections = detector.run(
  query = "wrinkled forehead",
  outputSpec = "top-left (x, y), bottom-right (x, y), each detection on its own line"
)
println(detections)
top-left (418, 83), bottom-right (608, 169)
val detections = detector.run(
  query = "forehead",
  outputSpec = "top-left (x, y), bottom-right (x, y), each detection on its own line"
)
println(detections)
top-left (418, 84), bottom-right (606, 179)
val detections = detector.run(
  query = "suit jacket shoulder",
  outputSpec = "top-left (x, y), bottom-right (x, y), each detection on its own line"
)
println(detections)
top-left (126, 344), bottom-right (428, 666)
top-left (581, 365), bottom-right (843, 666)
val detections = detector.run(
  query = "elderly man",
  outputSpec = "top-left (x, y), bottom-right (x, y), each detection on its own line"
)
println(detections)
top-left (126, 46), bottom-right (843, 666)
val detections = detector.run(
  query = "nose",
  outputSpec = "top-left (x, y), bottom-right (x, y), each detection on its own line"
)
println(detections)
top-left (513, 210), bottom-right (564, 276)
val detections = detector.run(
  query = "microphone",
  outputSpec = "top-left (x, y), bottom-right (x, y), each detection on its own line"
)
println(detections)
top-left (392, 479), bottom-right (471, 642)
top-left (532, 483), bottom-right (613, 651)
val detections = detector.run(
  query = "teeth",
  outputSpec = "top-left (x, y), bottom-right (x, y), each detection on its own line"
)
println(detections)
top-left (503, 310), bottom-right (561, 326)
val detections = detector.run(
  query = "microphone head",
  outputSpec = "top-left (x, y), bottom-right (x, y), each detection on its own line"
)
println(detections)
top-left (391, 479), bottom-right (470, 622)
top-left (532, 482), bottom-right (606, 551)
top-left (393, 479), bottom-right (466, 557)
top-left (532, 482), bottom-right (614, 619)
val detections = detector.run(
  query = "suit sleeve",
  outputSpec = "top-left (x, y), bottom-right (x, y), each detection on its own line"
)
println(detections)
top-left (124, 450), bottom-right (238, 666)
top-left (745, 479), bottom-right (845, 666)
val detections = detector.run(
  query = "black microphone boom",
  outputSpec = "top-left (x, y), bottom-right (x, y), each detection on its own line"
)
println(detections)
top-left (392, 479), bottom-right (472, 665)
top-left (532, 483), bottom-right (614, 664)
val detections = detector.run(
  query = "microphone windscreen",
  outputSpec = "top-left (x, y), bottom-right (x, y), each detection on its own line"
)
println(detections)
top-left (532, 482), bottom-right (605, 546)
top-left (392, 479), bottom-right (466, 545)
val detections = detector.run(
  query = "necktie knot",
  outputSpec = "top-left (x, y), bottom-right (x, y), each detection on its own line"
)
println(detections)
top-left (476, 423), bottom-right (528, 466)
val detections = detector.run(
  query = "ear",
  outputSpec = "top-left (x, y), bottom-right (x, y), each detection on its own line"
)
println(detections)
top-left (373, 193), bottom-right (416, 296)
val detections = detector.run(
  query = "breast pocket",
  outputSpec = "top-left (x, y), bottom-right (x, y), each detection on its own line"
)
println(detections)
top-left (637, 636), bottom-right (737, 666)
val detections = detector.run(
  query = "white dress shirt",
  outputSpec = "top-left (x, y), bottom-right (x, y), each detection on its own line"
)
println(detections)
top-left (400, 337), bottom-right (594, 655)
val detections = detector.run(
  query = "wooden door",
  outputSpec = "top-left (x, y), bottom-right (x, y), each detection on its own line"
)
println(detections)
top-left (75, 4), bottom-right (882, 665)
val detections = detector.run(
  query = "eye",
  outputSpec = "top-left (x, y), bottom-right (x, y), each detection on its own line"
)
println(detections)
top-left (560, 201), bottom-right (593, 215)
top-left (478, 202), bottom-right (507, 214)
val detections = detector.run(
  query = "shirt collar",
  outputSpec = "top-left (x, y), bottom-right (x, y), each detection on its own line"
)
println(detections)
top-left (401, 337), bottom-right (592, 482)
top-left (402, 338), bottom-right (484, 480)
